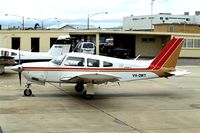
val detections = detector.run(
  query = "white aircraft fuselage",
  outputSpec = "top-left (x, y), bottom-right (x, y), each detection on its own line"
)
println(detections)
top-left (0, 48), bottom-right (54, 62)
top-left (21, 53), bottom-right (156, 83)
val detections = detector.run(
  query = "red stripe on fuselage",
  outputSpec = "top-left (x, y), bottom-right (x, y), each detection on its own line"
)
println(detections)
top-left (23, 67), bottom-right (150, 72)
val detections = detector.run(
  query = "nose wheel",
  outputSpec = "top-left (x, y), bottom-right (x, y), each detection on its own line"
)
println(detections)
top-left (24, 83), bottom-right (32, 96)
top-left (24, 89), bottom-right (32, 96)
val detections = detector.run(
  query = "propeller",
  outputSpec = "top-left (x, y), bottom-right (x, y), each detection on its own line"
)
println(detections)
top-left (18, 45), bottom-right (22, 86)
top-left (11, 45), bottom-right (23, 86)
top-left (19, 69), bottom-right (22, 86)
top-left (11, 65), bottom-right (23, 86)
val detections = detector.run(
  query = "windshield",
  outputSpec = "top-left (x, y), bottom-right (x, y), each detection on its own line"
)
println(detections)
top-left (55, 39), bottom-right (72, 44)
top-left (83, 43), bottom-right (94, 48)
top-left (51, 55), bottom-right (66, 65)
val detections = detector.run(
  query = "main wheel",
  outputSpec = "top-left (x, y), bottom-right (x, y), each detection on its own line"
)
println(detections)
top-left (75, 83), bottom-right (84, 93)
top-left (82, 91), bottom-right (93, 100)
top-left (24, 89), bottom-right (32, 96)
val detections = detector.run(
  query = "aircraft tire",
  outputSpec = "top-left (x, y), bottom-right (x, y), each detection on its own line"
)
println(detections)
top-left (0, 72), bottom-right (5, 75)
top-left (82, 91), bottom-right (93, 100)
top-left (75, 83), bottom-right (84, 93)
top-left (24, 89), bottom-right (32, 96)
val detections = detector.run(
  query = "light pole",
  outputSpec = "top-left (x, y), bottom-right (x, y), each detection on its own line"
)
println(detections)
top-left (151, 0), bottom-right (155, 15)
top-left (87, 12), bottom-right (108, 30)
top-left (150, 0), bottom-right (155, 30)
top-left (5, 14), bottom-right (25, 30)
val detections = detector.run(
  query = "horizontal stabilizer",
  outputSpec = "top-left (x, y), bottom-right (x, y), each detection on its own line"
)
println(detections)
top-left (168, 69), bottom-right (191, 76)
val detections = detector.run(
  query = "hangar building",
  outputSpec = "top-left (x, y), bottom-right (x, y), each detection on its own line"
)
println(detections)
top-left (0, 30), bottom-right (199, 58)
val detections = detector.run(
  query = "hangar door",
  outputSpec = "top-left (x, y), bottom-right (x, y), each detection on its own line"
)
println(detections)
top-left (113, 34), bottom-right (136, 58)
top-left (31, 38), bottom-right (40, 52)
top-left (12, 37), bottom-right (20, 50)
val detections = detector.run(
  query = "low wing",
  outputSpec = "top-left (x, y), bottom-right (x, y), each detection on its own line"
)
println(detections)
top-left (60, 73), bottom-right (120, 84)
top-left (168, 69), bottom-right (191, 76)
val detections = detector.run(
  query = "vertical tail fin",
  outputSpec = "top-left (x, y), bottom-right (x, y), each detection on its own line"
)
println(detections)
top-left (48, 44), bottom-right (71, 57)
top-left (148, 37), bottom-right (184, 70)
top-left (48, 35), bottom-right (72, 56)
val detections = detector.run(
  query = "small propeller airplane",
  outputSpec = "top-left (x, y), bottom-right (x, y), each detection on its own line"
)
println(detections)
top-left (0, 35), bottom-right (73, 74)
top-left (12, 37), bottom-right (190, 99)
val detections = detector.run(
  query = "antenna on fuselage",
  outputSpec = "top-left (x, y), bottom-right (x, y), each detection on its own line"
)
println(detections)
top-left (133, 54), bottom-right (140, 61)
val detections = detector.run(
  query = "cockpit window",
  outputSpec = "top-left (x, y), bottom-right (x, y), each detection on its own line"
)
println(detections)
top-left (64, 56), bottom-right (85, 67)
top-left (11, 52), bottom-right (17, 56)
top-left (103, 61), bottom-right (113, 67)
top-left (87, 58), bottom-right (99, 67)
top-left (1, 51), bottom-right (9, 56)
top-left (51, 55), bottom-right (66, 65)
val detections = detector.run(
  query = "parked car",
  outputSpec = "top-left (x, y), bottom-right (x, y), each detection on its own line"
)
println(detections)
top-left (74, 42), bottom-right (95, 54)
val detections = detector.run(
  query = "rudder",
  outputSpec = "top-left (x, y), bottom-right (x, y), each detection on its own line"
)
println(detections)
top-left (148, 37), bottom-right (184, 70)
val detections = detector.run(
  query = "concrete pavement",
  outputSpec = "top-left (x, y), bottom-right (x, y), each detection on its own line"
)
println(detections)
top-left (0, 65), bottom-right (199, 133)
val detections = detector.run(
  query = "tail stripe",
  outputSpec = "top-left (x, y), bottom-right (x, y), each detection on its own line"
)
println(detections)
top-left (147, 38), bottom-right (184, 70)
top-left (155, 38), bottom-right (183, 70)
top-left (153, 38), bottom-right (183, 70)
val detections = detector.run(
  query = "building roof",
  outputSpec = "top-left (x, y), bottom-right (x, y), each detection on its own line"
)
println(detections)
top-left (59, 24), bottom-right (96, 30)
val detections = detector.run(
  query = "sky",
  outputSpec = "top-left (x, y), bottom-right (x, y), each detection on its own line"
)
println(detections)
top-left (0, 0), bottom-right (200, 28)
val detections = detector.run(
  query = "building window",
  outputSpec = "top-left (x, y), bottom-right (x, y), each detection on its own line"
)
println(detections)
top-left (182, 41), bottom-right (186, 48)
top-left (142, 38), bottom-right (155, 43)
top-left (186, 39), bottom-right (193, 48)
top-left (149, 17), bottom-right (154, 19)
top-left (183, 39), bottom-right (200, 48)
top-left (142, 38), bottom-right (148, 42)
top-left (12, 37), bottom-right (20, 50)
top-left (149, 38), bottom-right (155, 42)
top-left (194, 39), bottom-right (200, 48)
top-left (168, 25), bottom-right (174, 32)
top-left (31, 38), bottom-right (40, 52)
top-left (50, 38), bottom-right (57, 48)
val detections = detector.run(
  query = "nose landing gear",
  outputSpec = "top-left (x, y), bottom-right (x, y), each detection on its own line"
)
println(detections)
top-left (24, 83), bottom-right (32, 96)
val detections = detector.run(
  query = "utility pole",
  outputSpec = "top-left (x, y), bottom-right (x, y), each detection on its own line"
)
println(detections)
top-left (150, 0), bottom-right (155, 30)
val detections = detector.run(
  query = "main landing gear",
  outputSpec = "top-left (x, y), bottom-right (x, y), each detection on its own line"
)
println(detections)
top-left (24, 83), bottom-right (32, 96)
top-left (75, 82), bottom-right (95, 100)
